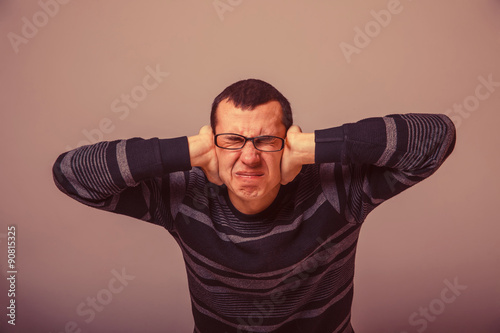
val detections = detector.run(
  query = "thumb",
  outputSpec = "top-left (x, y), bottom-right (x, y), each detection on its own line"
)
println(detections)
top-left (199, 124), bottom-right (213, 136)
top-left (286, 125), bottom-right (302, 135)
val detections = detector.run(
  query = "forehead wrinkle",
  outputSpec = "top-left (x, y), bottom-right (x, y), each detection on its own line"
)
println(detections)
top-left (226, 118), bottom-right (282, 138)
top-left (216, 101), bottom-right (285, 137)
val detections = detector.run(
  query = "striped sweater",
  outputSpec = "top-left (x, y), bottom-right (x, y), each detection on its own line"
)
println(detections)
top-left (52, 113), bottom-right (456, 333)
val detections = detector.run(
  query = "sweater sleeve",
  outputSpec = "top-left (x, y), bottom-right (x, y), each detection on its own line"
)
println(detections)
top-left (52, 136), bottom-right (192, 228)
top-left (314, 113), bottom-right (456, 223)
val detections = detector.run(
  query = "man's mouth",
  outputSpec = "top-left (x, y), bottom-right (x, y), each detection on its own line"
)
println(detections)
top-left (235, 171), bottom-right (264, 179)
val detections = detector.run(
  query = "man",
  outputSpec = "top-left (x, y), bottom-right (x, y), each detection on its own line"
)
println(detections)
top-left (53, 79), bottom-right (456, 333)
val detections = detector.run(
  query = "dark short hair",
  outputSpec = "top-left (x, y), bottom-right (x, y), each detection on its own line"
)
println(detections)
top-left (210, 79), bottom-right (293, 133)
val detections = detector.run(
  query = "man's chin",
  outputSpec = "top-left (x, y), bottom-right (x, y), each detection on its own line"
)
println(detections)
top-left (236, 186), bottom-right (261, 199)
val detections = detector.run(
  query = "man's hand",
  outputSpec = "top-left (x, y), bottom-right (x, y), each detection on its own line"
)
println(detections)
top-left (280, 126), bottom-right (315, 185)
top-left (188, 125), bottom-right (223, 185)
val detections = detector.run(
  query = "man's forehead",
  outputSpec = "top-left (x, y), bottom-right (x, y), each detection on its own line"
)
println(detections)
top-left (216, 100), bottom-right (285, 134)
top-left (220, 98), bottom-right (279, 109)
top-left (217, 99), bottom-right (282, 119)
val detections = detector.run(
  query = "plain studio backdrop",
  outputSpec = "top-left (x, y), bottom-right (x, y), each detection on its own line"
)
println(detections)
top-left (1, 1), bottom-right (499, 332)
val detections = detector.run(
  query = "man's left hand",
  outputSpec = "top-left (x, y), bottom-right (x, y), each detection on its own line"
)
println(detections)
top-left (280, 126), bottom-right (315, 185)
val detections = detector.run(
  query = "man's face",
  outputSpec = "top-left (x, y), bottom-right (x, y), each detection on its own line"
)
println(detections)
top-left (214, 99), bottom-right (286, 214)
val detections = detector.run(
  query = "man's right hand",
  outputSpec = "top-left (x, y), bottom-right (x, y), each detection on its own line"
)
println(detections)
top-left (188, 125), bottom-right (223, 185)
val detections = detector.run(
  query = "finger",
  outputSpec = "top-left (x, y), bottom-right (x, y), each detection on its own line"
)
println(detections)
top-left (287, 125), bottom-right (302, 134)
top-left (199, 125), bottom-right (213, 135)
top-left (280, 171), bottom-right (291, 185)
top-left (211, 175), bottom-right (224, 186)
top-left (208, 169), bottom-right (224, 185)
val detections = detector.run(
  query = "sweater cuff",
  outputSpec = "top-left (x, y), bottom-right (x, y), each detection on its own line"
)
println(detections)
top-left (159, 136), bottom-right (192, 173)
top-left (314, 125), bottom-right (345, 163)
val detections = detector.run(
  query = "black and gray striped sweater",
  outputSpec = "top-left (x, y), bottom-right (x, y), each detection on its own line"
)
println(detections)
top-left (53, 113), bottom-right (456, 333)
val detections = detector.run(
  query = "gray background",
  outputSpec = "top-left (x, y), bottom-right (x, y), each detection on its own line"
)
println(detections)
top-left (0, 0), bottom-right (499, 332)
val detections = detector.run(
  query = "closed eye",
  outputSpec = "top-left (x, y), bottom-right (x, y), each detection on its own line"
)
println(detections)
top-left (226, 135), bottom-right (244, 143)
top-left (255, 136), bottom-right (278, 144)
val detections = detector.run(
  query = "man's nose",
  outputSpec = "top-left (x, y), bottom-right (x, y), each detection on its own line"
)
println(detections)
top-left (239, 141), bottom-right (261, 166)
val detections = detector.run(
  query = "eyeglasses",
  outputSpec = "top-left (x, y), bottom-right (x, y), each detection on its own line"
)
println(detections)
top-left (214, 133), bottom-right (285, 152)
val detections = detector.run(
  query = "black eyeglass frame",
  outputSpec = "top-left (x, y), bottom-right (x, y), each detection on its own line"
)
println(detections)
top-left (214, 133), bottom-right (285, 152)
